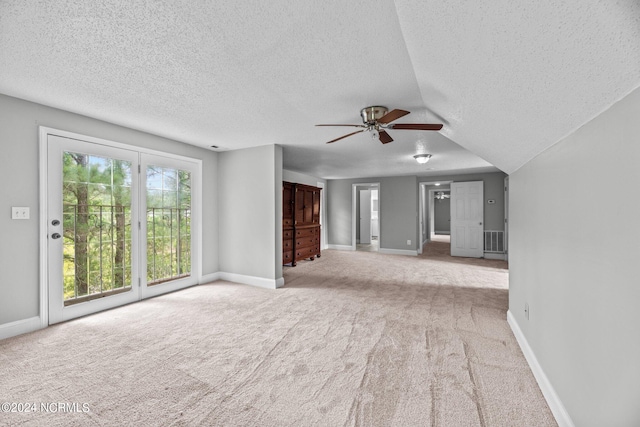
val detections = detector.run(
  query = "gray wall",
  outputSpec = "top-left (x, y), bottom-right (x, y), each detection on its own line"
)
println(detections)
top-left (0, 94), bottom-right (219, 326)
top-left (219, 145), bottom-right (282, 281)
top-left (434, 197), bottom-right (450, 233)
top-left (420, 172), bottom-right (506, 231)
top-left (509, 86), bottom-right (640, 425)
top-left (327, 176), bottom-right (417, 250)
top-left (328, 172), bottom-right (506, 250)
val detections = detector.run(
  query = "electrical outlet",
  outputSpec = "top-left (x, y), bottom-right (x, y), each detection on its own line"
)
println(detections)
top-left (524, 303), bottom-right (529, 320)
top-left (407, 239), bottom-right (412, 246)
top-left (11, 207), bottom-right (30, 220)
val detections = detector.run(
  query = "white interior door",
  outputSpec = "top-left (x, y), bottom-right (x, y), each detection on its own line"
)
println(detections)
top-left (359, 189), bottom-right (372, 244)
top-left (450, 181), bottom-right (484, 258)
top-left (47, 135), bottom-right (141, 324)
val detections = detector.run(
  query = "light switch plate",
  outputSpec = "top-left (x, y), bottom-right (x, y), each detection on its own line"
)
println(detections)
top-left (12, 207), bottom-right (30, 220)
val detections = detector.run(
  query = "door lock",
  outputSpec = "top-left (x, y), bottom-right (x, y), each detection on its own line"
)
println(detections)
top-left (51, 233), bottom-right (61, 239)
top-left (51, 219), bottom-right (60, 226)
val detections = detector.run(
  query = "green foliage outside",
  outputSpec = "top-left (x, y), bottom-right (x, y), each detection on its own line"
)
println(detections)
top-left (62, 153), bottom-right (191, 303)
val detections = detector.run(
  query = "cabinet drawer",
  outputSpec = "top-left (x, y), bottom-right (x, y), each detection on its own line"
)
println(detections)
top-left (283, 239), bottom-right (293, 250)
top-left (296, 227), bottom-right (318, 238)
top-left (296, 236), bottom-right (318, 248)
top-left (296, 246), bottom-right (318, 258)
top-left (283, 250), bottom-right (293, 263)
top-left (283, 229), bottom-right (293, 239)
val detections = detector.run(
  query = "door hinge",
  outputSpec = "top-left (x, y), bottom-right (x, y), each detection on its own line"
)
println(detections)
top-left (138, 221), bottom-right (141, 229)
top-left (138, 164), bottom-right (141, 173)
top-left (138, 278), bottom-right (141, 288)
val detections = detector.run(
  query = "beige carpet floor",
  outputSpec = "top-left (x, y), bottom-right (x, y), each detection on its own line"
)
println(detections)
top-left (0, 241), bottom-right (556, 426)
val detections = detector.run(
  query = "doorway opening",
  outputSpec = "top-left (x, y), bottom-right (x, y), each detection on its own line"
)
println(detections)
top-left (419, 181), bottom-right (452, 255)
top-left (351, 183), bottom-right (380, 252)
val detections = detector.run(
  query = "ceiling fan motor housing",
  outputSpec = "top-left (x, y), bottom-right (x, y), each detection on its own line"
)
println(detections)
top-left (360, 106), bottom-right (388, 125)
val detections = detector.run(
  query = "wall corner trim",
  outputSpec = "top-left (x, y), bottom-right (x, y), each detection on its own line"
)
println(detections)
top-left (216, 272), bottom-right (279, 289)
top-left (327, 245), bottom-right (355, 251)
top-left (378, 248), bottom-right (418, 256)
top-left (0, 316), bottom-right (43, 341)
top-left (199, 273), bottom-right (221, 284)
top-left (507, 310), bottom-right (575, 427)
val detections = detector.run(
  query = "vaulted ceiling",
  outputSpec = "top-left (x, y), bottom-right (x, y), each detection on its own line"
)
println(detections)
top-left (1, 1), bottom-right (639, 179)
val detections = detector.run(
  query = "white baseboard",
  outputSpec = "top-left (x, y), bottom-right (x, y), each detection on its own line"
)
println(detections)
top-left (216, 272), bottom-right (280, 289)
top-left (378, 248), bottom-right (418, 256)
top-left (507, 310), bottom-right (574, 427)
top-left (484, 253), bottom-right (507, 260)
top-left (434, 231), bottom-right (450, 235)
top-left (0, 316), bottom-right (42, 341)
top-left (327, 244), bottom-right (354, 251)
top-left (199, 272), bottom-right (221, 284)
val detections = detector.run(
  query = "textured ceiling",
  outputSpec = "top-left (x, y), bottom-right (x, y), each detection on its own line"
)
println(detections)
top-left (1, 1), bottom-right (639, 178)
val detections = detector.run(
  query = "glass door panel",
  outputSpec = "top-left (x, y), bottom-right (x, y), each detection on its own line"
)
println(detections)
top-left (140, 153), bottom-right (199, 299)
top-left (145, 165), bottom-right (191, 285)
top-left (62, 152), bottom-right (133, 305)
top-left (48, 135), bottom-right (140, 324)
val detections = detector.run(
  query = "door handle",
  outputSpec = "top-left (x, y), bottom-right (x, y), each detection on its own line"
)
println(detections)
top-left (51, 219), bottom-right (60, 226)
top-left (51, 233), bottom-right (61, 239)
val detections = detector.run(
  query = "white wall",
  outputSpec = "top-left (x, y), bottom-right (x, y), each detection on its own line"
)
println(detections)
top-left (218, 145), bottom-right (282, 285)
top-left (0, 94), bottom-right (219, 327)
top-left (283, 169), bottom-right (326, 187)
top-left (509, 85), bottom-right (640, 426)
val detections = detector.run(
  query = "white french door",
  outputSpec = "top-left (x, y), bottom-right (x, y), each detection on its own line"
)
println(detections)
top-left (45, 131), bottom-right (200, 324)
top-left (450, 181), bottom-right (484, 258)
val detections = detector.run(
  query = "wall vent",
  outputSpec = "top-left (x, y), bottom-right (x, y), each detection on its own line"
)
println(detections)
top-left (484, 230), bottom-right (505, 253)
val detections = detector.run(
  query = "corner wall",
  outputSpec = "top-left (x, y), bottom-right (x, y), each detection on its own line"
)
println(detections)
top-left (509, 86), bottom-right (640, 426)
top-left (0, 94), bottom-right (219, 328)
top-left (218, 145), bottom-right (282, 287)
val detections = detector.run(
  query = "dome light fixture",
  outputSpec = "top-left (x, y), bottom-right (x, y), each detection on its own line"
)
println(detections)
top-left (413, 154), bottom-right (432, 164)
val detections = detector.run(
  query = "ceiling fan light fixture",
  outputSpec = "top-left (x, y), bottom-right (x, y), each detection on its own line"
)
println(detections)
top-left (414, 154), bottom-right (432, 164)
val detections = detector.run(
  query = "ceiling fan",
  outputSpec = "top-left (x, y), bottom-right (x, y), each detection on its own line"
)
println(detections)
top-left (434, 191), bottom-right (450, 200)
top-left (316, 106), bottom-right (443, 144)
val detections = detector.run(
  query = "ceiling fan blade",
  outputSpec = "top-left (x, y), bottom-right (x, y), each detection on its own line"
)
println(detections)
top-left (325, 129), bottom-right (365, 144)
top-left (389, 123), bottom-right (443, 131)
top-left (316, 124), bottom-right (365, 128)
top-left (377, 109), bottom-right (410, 124)
top-left (378, 130), bottom-right (393, 144)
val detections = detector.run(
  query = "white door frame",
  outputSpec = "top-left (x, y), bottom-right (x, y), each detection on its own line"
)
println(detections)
top-left (39, 127), bottom-right (202, 326)
top-left (359, 189), bottom-right (372, 244)
top-left (351, 183), bottom-right (380, 250)
top-left (317, 181), bottom-right (328, 250)
top-left (504, 176), bottom-right (509, 261)
top-left (418, 181), bottom-right (452, 254)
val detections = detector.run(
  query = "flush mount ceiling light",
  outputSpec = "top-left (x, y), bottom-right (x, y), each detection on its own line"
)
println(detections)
top-left (413, 154), bottom-right (432, 164)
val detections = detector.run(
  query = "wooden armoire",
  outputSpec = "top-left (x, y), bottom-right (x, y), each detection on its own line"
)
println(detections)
top-left (283, 181), bottom-right (321, 266)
